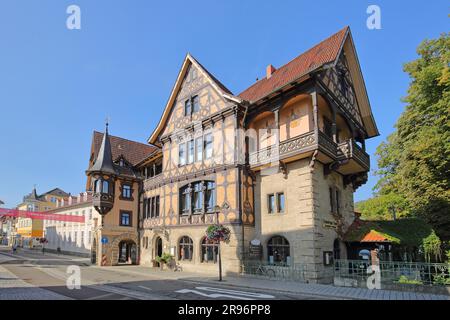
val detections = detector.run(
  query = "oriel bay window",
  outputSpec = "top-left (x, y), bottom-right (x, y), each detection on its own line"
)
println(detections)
top-left (179, 236), bottom-right (193, 261)
top-left (93, 176), bottom-right (113, 196)
top-left (180, 181), bottom-right (216, 215)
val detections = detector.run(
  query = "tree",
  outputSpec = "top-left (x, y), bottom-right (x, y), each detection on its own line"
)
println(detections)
top-left (374, 33), bottom-right (450, 239)
top-left (355, 193), bottom-right (409, 221)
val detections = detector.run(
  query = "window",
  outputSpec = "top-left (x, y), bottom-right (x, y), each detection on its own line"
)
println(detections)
top-left (120, 211), bottom-right (132, 226)
top-left (204, 133), bottom-right (213, 159)
top-left (144, 196), bottom-right (160, 219)
top-left (201, 237), bottom-right (218, 263)
top-left (179, 143), bottom-right (186, 166)
top-left (329, 187), bottom-right (335, 213)
top-left (184, 96), bottom-right (200, 116)
top-left (335, 189), bottom-right (341, 215)
top-left (192, 95), bottom-right (199, 113)
top-left (277, 193), bottom-right (285, 213)
top-left (187, 140), bottom-right (194, 164)
top-left (193, 183), bottom-right (203, 213)
top-left (178, 236), bottom-right (193, 261)
top-left (121, 184), bottom-right (132, 199)
top-left (195, 137), bottom-right (203, 162)
top-left (267, 236), bottom-right (290, 265)
top-left (205, 182), bottom-right (215, 212)
top-left (102, 180), bottom-right (109, 194)
top-left (184, 99), bottom-right (191, 116)
top-left (329, 187), bottom-right (340, 214)
top-left (180, 181), bottom-right (215, 215)
top-left (268, 194), bottom-right (275, 214)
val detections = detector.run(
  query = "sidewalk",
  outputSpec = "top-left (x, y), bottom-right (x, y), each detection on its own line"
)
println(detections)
top-left (107, 265), bottom-right (450, 300)
top-left (0, 254), bottom-right (69, 300)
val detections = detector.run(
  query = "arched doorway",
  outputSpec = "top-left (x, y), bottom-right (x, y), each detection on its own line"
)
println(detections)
top-left (155, 236), bottom-right (163, 258)
top-left (118, 240), bottom-right (137, 264)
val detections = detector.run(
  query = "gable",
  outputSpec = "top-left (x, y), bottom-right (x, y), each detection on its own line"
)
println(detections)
top-left (160, 63), bottom-right (231, 138)
top-left (341, 35), bottom-right (379, 138)
top-left (148, 54), bottom-right (241, 145)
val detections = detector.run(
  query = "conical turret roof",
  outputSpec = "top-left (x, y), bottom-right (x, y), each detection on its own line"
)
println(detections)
top-left (87, 124), bottom-right (116, 175)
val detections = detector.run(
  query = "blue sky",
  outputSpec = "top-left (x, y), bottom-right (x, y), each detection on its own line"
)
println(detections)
top-left (0, 0), bottom-right (448, 207)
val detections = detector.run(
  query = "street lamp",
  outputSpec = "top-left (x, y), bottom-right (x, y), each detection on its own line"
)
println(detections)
top-left (213, 205), bottom-right (223, 281)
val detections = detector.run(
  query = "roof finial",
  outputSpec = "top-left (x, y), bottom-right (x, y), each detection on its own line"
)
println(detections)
top-left (105, 117), bottom-right (110, 134)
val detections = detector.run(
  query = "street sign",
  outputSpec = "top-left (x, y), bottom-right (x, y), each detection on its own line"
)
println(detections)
top-left (101, 236), bottom-right (108, 244)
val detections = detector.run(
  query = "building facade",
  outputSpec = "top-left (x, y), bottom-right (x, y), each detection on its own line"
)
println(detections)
top-left (15, 187), bottom-right (69, 248)
top-left (86, 27), bottom-right (378, 283)
top-left (43, 192), bottom-right (98, 257)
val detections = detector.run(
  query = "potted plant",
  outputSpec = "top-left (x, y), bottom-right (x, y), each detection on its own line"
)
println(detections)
top-left (155, 252), bottom-right (173, 270)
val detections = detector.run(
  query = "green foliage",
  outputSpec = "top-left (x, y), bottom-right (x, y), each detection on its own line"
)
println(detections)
top-left (355, 194), bottom-right (409, 220)
top-left (155, 252), bottom-right (173, 265)
top-left (345, 218), bottom-right (434, 247)
top-left (433, 274), bottom-right (450, 285)
top-left (422, 231), bottom-right (442, 262)
top-left (397, 275), bottom-right (423, 285)
top-left (374, 33), bottom-right (450, 240)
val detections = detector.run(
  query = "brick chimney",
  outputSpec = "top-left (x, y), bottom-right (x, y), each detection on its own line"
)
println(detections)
top-left (266, 64), bottom-right (276, 79)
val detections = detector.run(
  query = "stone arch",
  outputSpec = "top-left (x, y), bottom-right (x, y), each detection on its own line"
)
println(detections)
top-left (110, 232), bottom-right (139, 265)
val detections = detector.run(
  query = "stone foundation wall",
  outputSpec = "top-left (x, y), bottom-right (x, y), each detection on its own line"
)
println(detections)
top-left (140, 224), bottom-right (246, 275)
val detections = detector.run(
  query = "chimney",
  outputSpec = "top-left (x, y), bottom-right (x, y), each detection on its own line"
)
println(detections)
top-left (266, 64), bottom-right (276, 79)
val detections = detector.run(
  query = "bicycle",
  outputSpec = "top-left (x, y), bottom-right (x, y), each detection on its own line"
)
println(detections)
top-left (255, 264), bottom-right (276, 278)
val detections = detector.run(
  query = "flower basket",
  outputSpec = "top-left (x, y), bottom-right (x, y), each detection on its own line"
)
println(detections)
top-left (206, 224), bottom-right (231, 243)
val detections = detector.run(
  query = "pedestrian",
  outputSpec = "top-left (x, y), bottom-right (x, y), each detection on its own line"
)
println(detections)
top-left (42, 246), bottom-right (45, 255)
top-left (12, 243), bottom-right (17, 254)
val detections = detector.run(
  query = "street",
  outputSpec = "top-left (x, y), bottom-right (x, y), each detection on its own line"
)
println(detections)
top-left (0, 246), bottom-right (328, 300)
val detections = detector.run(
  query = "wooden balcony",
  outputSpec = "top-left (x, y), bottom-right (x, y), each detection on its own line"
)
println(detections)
top-left (336, 139), bottom-right (370, 174)
top-left (143, 173), bottom-right (164, 190)
top-left (249, 130), bottom-right (370, 174)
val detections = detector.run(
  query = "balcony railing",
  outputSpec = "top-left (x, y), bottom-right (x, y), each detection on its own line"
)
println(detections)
top-left (249, 131), bottom-right (318, 167)
top-left (179, 213), bottom-right (218, 226)
top-left (337, 139), bottom-right (370, 170)
top-left (249, 131), bottom-right (370, 171)
top-left (143, 173), bottom-right (164, 190)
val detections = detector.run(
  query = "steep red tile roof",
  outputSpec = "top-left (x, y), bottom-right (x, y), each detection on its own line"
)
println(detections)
top-left (239, 27), bottom-right (348, 102)
top-left (92, 131), bottom-right (157, 166)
